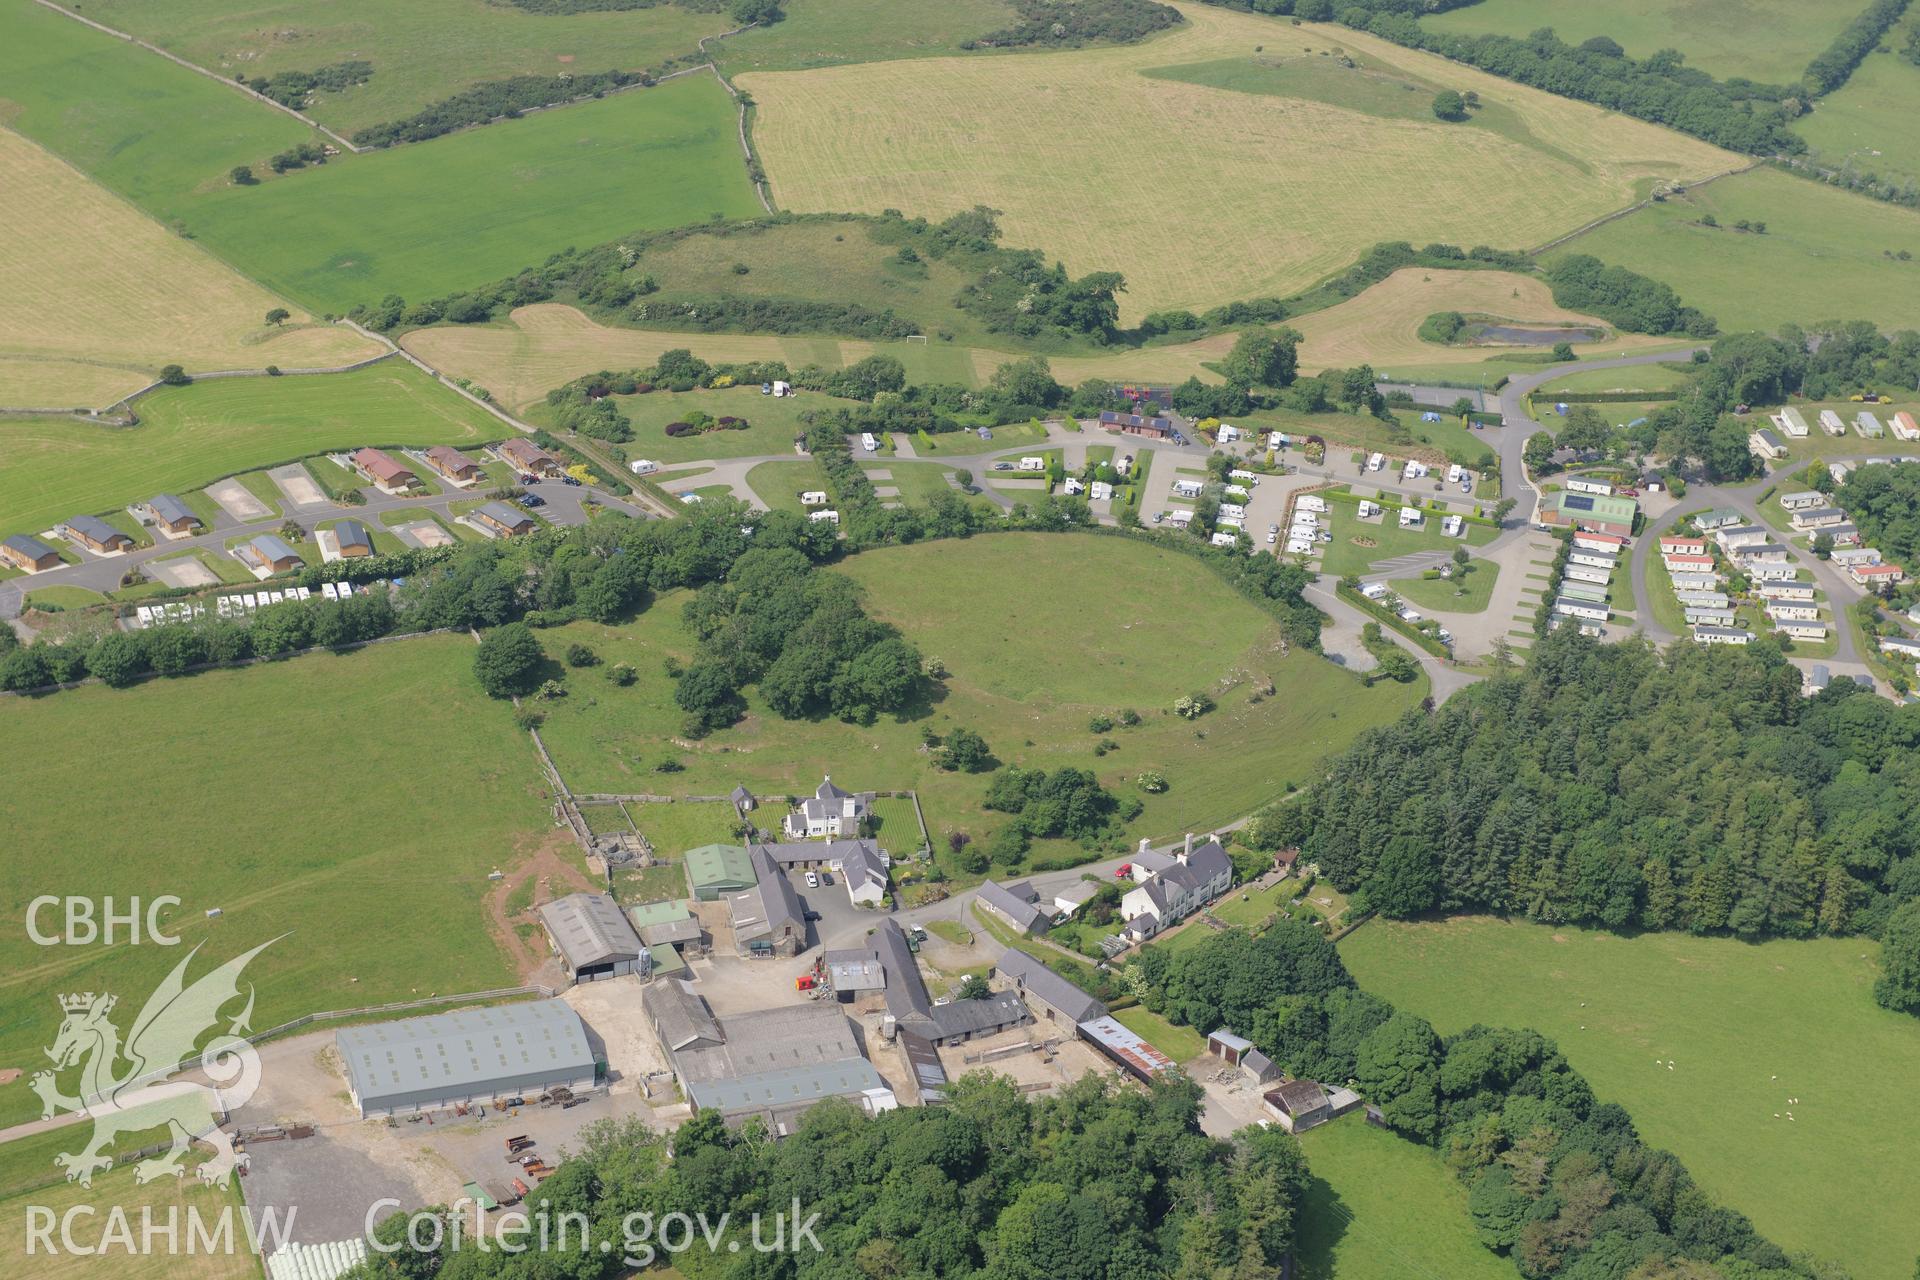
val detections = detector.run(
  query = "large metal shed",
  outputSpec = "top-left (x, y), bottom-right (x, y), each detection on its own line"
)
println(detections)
top-left (335, 1000), bottom-right (595, 1117)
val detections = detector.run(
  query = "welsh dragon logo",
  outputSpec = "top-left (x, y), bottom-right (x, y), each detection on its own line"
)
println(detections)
top-left (33, 938), bottom-right (276, 1188)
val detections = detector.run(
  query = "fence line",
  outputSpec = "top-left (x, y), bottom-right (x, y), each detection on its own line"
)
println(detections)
top-left (1527, 160), bottom-right (1762, 255)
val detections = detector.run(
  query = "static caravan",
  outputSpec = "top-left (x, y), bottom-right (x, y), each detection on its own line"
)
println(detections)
top-left (1775, 620), bottom-right (1829, 641)
top-left (1694, 626), bottom-right (1754, 646)
top-left (1670, 572), bottom-right (1721, 592)
top-left (1819, 409), bottom-right (1846, 436)
top-left (1685, 606), bottom-right (1737, 626)
top-left (1554, 597), bottom-right (1609, 623)
top-left (1766, 602), bottom-right (1821, 622)
top-left (1565, 564), bottom-right (1611, 586)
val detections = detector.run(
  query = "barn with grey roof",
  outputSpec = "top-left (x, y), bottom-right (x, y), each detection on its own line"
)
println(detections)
top-left (335, 1000), bottom-right (595, 1117)
top-left (538, 892), bottom-right (645, 982)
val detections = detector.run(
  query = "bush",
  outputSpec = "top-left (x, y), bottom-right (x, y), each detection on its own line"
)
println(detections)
top-left (564, 643), bottom-right (599, 668)
top-left (474, 622), bottom-right (545, 698)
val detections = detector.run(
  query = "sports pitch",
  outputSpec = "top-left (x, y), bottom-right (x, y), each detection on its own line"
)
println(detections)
top-left (739, 4), bottom-right (1732, 322)
top-left (0, 129), bottom-right (377, 410)
top-left (0, 362), bottom-right (500, 542)
top-left (1342, 917), bottom-right (1920, 1279)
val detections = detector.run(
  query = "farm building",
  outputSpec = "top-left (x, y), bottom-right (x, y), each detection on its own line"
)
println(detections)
top-left (497, 438), bottom-right (564, 476)
top-left (1206, 1029), bottom-right (1279, 1085)
top-left (472, 502), bottom-right (537, 538)
top-left (727, 846), bottom-right (806, 957)
top-left (142, 494), bottom-right (201, 536)
top-left (995, 947), bottom-right (1107, 1027)
top-left (1052, 880), bottom-right (1102, 917)
top-left (651, 992), bottom-right (894, 1131)
top-left (538, 892), bottom-right (645, 983)
top-left (1, 534), bottom-right (61, 573)
top-left (684, 844), bottom-right (757, 899)
top-left (60, 515), bottom-right (133, 554)
top-left (871, 919), bottom-right (1030, 1049)
top-left (976, 878), bottom-right (1051, 934)
top-left (1079, 1015), bottom-right (1178, 1083)
top-left (628, 899), bottom-right (706, 967)
top-left (1264, 1080), bottom-right (1334, 1133)
top-left (785, 775), bottom-right (870, 838)
top-left (423, 445), bottom-right (483, 485)
top-left (335, 1000), bottom-right (594, 1118)
top-left (351, 447), bottom-right (417, 492)
top-left (245, 534), bottom-right (303, 574)
top-left (641, 978), bottom-right (725, 1054)
top-left (1539, 490), bottom-right (1636, 538)
top-left (1747, 429), bottom-right (1787, 460)
top-left (333, 520), bottom-right (375, 558)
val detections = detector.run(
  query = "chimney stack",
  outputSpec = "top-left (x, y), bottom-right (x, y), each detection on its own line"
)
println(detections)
top-left (1182, 833), bottom-right (1193, 861)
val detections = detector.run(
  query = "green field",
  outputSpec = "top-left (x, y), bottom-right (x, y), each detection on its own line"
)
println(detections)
top-left (1, 1153), bottom-right (254, 1280)
top-left (1549, 168), bottom-right (1920, 333)
top-left (520, 534), bottom-right (1423, 874)
top-left (1423, 0), bottom-right (1852, 85)
top-left (1238, 406), bottom-right (1495, 470)
top-left (1322, 502), bottom-right (1496, 578)
top-left (0, 363), bottom-right (500, 542)
top-left (1388, 559), bottom-right (1501, 613)
top-left (82, 0), bottom-right (732, 135)
top-left (1537, 362), bottom-right (1695, 396)
top-left (0, 5), bottom-right (760, 317)
top-left (1295, 1118), bottom-right (1515, 1280)
top-left (623, 800), bottom-right (742, 857)
top-left (713, 0), bottom-right (1020, 74)
top-left (549, 385), bottom-right (815, 463)
top-left (0, 635), bottom-right (550, 1131)
top-left (1342, 918), bottom-right (1920, 1279)
top-left (1795, 29), bottom-right (1920, 191)
top-left (746, 460), bottom-right (832, 513)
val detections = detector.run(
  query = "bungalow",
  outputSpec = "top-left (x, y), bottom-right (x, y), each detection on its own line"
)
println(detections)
top-left (1659, 536), bottom-right (1708, 554)
top-left (471, 502), bottom-right (537, 538)
top-left (1539, 490), bottom-right (1636, 538)
top-left (1759, 583), bottom-right (1816, 602)
top-left (423, 445), bottom-right (482, 485)
top-left (1854, 411), bottom-right (1885, 438)
top-left (1693, 626), bottom-right (1754, 646)
top-left (0, 534), bottom-right (61, 573)
top-left (1694, 508), bottom-right (1744, 531)
top-left (1771, 406), bottom-right (1809, 437)
top-left (1670, 572), bottom-right (1721, 592)
top-left (1778, 492), bottom-right (1824, 513)
top-left (786, 776), bottom-right (870, 839)
top-left (1096, 410), bottom-right (1174, 440)
top-left (497, 438), bottom-right (564, 477)
top-left (1553, 597), bottom-right (1609, 623)
top-left (245, 534), bottom-right (303, 574)
top-left (1747, 429), bottom-right (1787, 460)
top-left (976, 879), bottom-right (1050, 935)
top-left (1818, 409), bottom-right (1846, 436)
top-left (333, 519), bottom-right (375, 558)
top-left (142, 494), bottom-right (201, 536)
top-left (1775, 619), bottom-right (1828, 641)
top-left (1892, 410), bottom-right (1920, 441)
top-left (1790, 508), bottom-right (1847, 531)
top-left (1120, 835), bottom-right (1233, 941)
top-left (1206, 1029), bottom-right (1279, 1086)
top-left (60, 515), bottom-right (133, 554)
top-left (351, 447), bottom-right (417, 492)
top-left (1766, 602), bottom-right (1821, 622)
top-left (1849, 562), bottom-right (1906, 588)
top-left (1685, 606), bottom-right (1737, 626)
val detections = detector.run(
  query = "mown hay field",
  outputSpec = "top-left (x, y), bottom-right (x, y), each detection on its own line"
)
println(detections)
top-left (0, 129), bottom-right (379, 409)
top-left (1547, 167), bottom-right (1920, 333)
top-left (739, 4), bottom-right (1733, 322)
top-left (404, 305), bottom-right (1237, 412)
top-left (0, 635), bottom-right (551, 1132)
top-left (1289, 267), bottom-right (1673, 373)
top-left (1342, 917), bottom-right (1920, 1280)
top-left (81, 0), bottom-right (733, 135)
top-left (0, 362), bottom-right (500, 541)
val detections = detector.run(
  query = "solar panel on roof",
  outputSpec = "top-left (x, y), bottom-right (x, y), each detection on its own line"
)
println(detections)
top-left (1564, 494), bottom-right (1595, 511)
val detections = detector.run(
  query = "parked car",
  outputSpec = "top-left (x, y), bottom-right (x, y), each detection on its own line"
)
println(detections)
top-left (1115, 863), bottom-right (1132, 879)
top-left (803, 910), bottom-right (822, 922)
top-left (1461, 480), bottom-right (1473, 493)
top-left (519, 472), bottom-right (540, 484)
top-left (820, 872), bottom-right (833, 886)
top-left (520, 494), bottom-right (546, 508)
top-left (993, 462), bottom-right (1013, 471)
top-left (561, 476), bottom-right (582, 487)
top-left (761, 382), bottom-right (773, 394)
top-left (805, 871), bottom-right (819, 889)
top-left (1152, 511), bottom-right (1166, 523)
top-left (1266, 528), bottom-right (1277, 543)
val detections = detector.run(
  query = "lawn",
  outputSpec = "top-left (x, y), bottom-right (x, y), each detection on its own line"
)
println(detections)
top-left (865, 461), bottom-right (972, 508)
top-left (739, 3), bottom-right (1729, 322)
top-left (1322, 500), bottom-right (1497, 577)
top-left (1341, 917), bottom-right (1920, 1279)
top-left (521, 533), bottom-right (1423, 877)
top-left (1387, 559), bottom-right (1501, 613)
top-left (1294, 1118), bottom-right (1515, 1280)
top-left (1547, 167), bottom-right (1920, 334)
top-left (0, 635), bottom-right (550, 1132)
top-left (0, 6), bottom-right (760, 317)
top-left (571, 386), bottom-right (816, 463)
top-left (1422, 0), bottom-right (1852, 85)
top-left (747, 460), bottom-right (832, 513)
top-left (1235, 405), bottom-right (1495, 470)
top-left (0, 362), bottom-right (500, 543)
top-left (1537, 361), bottom-right (1696, 396)
top-left (623, 800), bottom-right (742, 856)
top-left (0, 128), bottom-right (377, 411)
top-left (1112, 1005), bottom-right (1207, 1063)
top-left (81, 0), bottom-right (732, 135)
top-left (1778, 399), bottom-right (1920, 464)
top-left (1645, 551), bottom-right (1689, 636)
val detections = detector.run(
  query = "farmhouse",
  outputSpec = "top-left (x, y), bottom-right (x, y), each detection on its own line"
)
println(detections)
top-left (538, 892), bottom-right (645, 983)
top-left (1779, 492), bottom-right (1823, 512)
top-left (1770, 407), bottom-right (1809, 437)
top-left (472, 502), bottom-right (537, 538)
top-left (141, 494), bottom-right (202, 536)
top-left (1206, 1029), bottom-right (1279, 1085)
top-left (352, 447), bottom-right (417, 492)
top-left (785, 775), bottom-right (870, 838)
top-left (0, 534), bottom-right (61, 573)
top-left (977, 879), bottom-right (1051, 935)
top-left (995, 947), bottom-right (1107, 1027)
top-left (1747, 429), bottom-right (1787, 460)
top-left (684, 843), bottom-right (756, 900)
top-left (336, 1000), bottom-right (594, 1118)
top-left (752, 838), bottom-right (890, 906)
top-left (1120, 834), bottom-right (1233, 941)
top-left (423, 445), bottom-right (482, 485)
top-left (1097, 410), bottom-right (1174, 439)
top-left (497, 438), bottom-right (563, 476)
top-left (1539, 490), bottom-right (1636, 538)
top-left (332, 519), bottom-right (375, 558)
top-left (727, 846), bottom-right (806, 957)
top-left (60, 515), bottom-right (133, 554)
top-left (244, 534), bottom-right (303, 574)
top-left (1819, 410), bottom-right (1846, 435)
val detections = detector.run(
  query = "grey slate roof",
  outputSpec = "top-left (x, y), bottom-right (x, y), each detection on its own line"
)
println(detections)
top-left (977, 878), bottom-right (1048, 932)
top-left (672, 1004), bottom-right (886, 1116)
top-left (642, 979), bottom-right (723, 1052)
top-left (336, 1000), bottom-right (592, 1111)
top-left (3, 534), bottom-right (56, 561)
top-left (475, 501), bottom-right (533, 530)
top-left (728, 846), bottom-right (804, 942)
top-left (334, 519), bottom-right (374, 551)
top-left (250, 533), bottom-right (300, 564)
top-left (148, 494), bottom-right (197, 525)
top-left (538, 892), bottom-right (642, 970)
top-left (65, 514), bottom-right (125, 544)
top-left (928, 990), bottom-right (1029, 1039)
top-left (995, 947), bottom-right (1107, 1023)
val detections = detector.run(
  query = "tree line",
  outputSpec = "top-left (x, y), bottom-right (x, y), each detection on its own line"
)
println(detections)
top-left (1543, 256), bottom-right (1717, 338)
top-left (339, 1073), bottom-right (1305, 1280)
top-left (350, 68), bottom-right (650, 149)
top-left (1801, 0), bottom-right (1913, 95)
top-left (240, 60), bottom-right (372, 110)
top-left (966, 0), bottom-right (1183, 50)
top-left (1258, 627), bottom-right (1920, 941)
top-left (1134, 924), bottom-right (1837, 1280)
top-left (1837, 461), bottom-right (1920, 578)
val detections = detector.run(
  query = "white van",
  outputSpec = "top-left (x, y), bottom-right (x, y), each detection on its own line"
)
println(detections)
top-left (860, 433), bottom-right (878, 452)
top-left (1367, 452), bottom-right (1385, 472)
